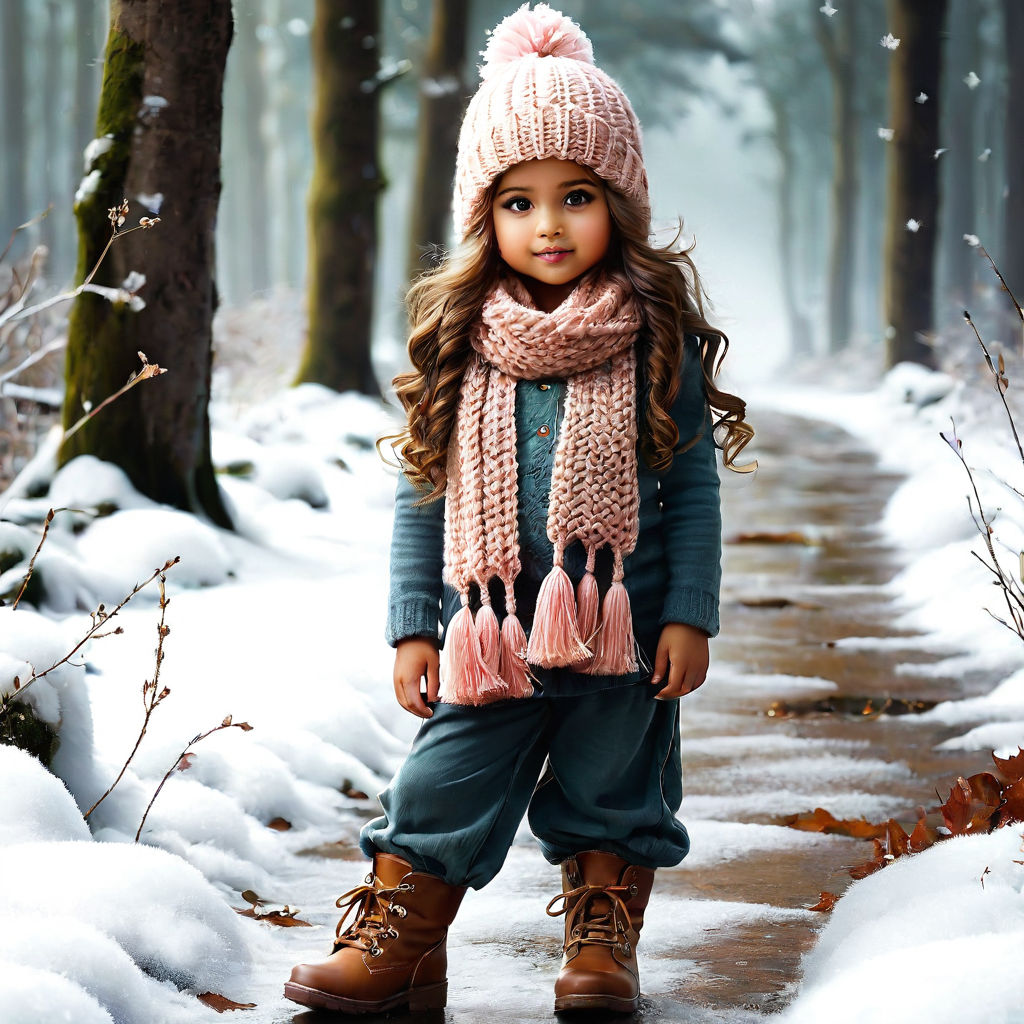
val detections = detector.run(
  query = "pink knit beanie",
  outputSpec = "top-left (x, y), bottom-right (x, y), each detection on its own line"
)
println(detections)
top-left (452, 3), bottom-right (649, 241)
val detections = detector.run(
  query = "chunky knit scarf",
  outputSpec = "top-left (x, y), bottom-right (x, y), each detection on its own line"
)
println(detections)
top-left (440, 269), bottom-right (643, 704)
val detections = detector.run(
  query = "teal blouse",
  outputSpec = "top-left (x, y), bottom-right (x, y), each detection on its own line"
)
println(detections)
top-left (385, 335), bottom-right (722, 696)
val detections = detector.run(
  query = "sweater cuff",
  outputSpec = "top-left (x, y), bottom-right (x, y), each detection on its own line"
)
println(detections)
top-left (386, 599), bottom-right (441, 648)
top-left (660, 587), bottom-right (719, 638)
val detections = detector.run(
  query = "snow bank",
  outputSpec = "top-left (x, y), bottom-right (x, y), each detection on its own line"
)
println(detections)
top-left (782, 829), bottom-right (1024, 1024)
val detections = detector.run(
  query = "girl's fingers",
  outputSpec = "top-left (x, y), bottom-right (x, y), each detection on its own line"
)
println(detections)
top-left (650, 644), bottom-right (670, 685)
top-left (425, 655), bottom-right (440, 704)
top-left (394, 672), bottom-right (433, 718)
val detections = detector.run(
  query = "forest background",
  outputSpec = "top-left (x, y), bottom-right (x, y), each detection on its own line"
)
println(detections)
top-left (1, 0), bottom-right (1020, 511)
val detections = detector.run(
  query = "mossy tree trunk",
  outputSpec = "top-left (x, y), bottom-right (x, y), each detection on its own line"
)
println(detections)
top-left (812, 0), bottom-right (859, 353)
top-left (1003, 0), bottom-right (1024, 314)
top-left (406, 0), bottom-right (470, 281)
top-left (296, 0), bottom-right (382, 397)
top-left (61, 0), bottom-right (233, 526)
top-left (883, 0), bottom-right (948, 369)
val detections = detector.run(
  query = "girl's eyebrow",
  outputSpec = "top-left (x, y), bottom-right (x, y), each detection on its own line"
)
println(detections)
top-left (495, 178), bottom-right (598, 197)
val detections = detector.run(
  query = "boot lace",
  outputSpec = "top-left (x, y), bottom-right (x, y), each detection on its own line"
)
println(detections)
top-left (546, 882), bottom-right (638, 957)
top-left (332, 874), bottom-right (416, 958)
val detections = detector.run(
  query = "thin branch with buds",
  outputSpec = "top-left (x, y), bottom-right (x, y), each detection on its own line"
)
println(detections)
top-left (84, 572), bottom-right (175, 820)
top-left (136, 715), bottom-right (253, 843)
top-left (0, 556), bottom-right (180, 720)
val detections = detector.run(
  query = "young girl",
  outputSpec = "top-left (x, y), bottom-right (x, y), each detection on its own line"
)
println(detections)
top-left (286, 3), bottom-right (752, 1016)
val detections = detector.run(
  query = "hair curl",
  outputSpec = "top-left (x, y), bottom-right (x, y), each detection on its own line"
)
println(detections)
top-left (377, 178), bottom-right (755, 505)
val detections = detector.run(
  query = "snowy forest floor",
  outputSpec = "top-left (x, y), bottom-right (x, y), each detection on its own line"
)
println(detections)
top-left (4, 374), bottom-right (1023, 1023)
top-left (240, 405), bottom-right (1003, 1022)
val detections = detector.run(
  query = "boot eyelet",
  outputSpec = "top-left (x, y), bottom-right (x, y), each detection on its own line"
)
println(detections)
top-left (369, 945), bottom-right (383, 958)
top-left (388, 927), bottom-right (400, 939)
top-left (391, 904), bottom-right (407, 918)
top-left (628, 883), bottom-right (638, 896)
top-left (623, 941), bottom-right (631, 955)
top-left (364, 873), bottom-right (374, 884)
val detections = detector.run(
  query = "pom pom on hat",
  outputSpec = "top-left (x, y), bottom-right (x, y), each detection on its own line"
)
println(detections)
top-left (453, 3), bottom-right (650, 240)
top-left (480, 3), bottom-right (594, 80)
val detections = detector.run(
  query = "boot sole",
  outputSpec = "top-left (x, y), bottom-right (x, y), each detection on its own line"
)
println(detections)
top-left (554, 992), bottom-right (638, 1013)
top-left (283, 980), bottom-right (447, 1014)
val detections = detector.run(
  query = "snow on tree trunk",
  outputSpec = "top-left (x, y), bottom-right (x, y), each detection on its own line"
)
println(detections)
top-left (406, 0), bottom-right (470, 282)
top-left (61, 0), bottom-right (233, 526)
top-left (296, 0), bottom-right (382, 397)
top-left (883, 0), bottom-right (948, 369)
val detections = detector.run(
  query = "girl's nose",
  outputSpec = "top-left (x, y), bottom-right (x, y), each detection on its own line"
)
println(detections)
top-left (536, 205), bottom-right (563, 238)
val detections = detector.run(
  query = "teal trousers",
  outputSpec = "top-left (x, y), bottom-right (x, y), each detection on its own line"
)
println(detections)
top-left (360, 682), bottom-right (689, 889)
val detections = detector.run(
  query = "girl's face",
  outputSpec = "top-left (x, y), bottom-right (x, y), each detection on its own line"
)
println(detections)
top-left (491, 157), bottom-right (612, 313)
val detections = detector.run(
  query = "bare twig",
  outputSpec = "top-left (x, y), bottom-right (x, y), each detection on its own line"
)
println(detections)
top-left (11, 507), bottom-right (58, 611)
top-left (963, 310), bottom-right (1024, 465)
top-left (0, 207), bottom-right (53, 268)
top-left (0, 556), bottom-right (180, 720)
top-left (84, 573), bottom-right (174, 820)
top-left (61, 351), bottom-right (167, 445)
top-left (136, 715), bottom-right (253, 843)
top-left (977, 245), bottom-right (1024, 326)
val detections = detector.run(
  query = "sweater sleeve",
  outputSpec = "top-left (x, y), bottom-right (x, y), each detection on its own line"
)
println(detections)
top-left (656, 335), bottom-right (723, 637)
top-left (385, 470), bottom-right (445, 647)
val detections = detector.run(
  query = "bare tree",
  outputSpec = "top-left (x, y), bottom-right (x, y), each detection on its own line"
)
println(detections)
top-left (812, 0), bottom-right (859, 352)
top-left (2, 0), bottom-right (27, 245)
top-left (61, 0), bottom-right (233, 525)
top-left (883, 0), bottom-right (948, 368)
top-left (1003, 0), bottom-right (1024, 311)
top-left (406, 0), bottom-right (470, 282)
top-left (296, 0), bottom-right (383, 396)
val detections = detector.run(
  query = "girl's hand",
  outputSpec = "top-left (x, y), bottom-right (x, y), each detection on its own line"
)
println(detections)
top-left (394, 637), bottom-right (441, 718)
top-left (650, 622), bottom-right (709, 700)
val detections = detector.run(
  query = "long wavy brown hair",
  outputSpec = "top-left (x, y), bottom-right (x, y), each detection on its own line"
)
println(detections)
top-left (377, 179), bottom-right (755, 505)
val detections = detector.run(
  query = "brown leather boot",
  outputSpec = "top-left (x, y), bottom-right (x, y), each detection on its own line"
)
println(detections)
top-left (546, 850), bottom-right (655, 1013)
top-left (284, 852), bottom-right (466, 1014)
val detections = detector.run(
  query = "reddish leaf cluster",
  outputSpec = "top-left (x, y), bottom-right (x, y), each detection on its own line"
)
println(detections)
top-left (788, 748), bottom-right (1024, 910)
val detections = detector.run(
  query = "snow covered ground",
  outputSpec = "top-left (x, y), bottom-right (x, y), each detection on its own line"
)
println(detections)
top-left (1, 353), bottom-right (1022, 1020)
top-left (747, 359), bottom-right (1024, 1023)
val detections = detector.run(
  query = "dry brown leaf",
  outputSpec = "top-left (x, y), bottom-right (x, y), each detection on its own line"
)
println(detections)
top-left (784, 807), bottom-right (888, 840)
top-left (730, 530), bottom-right (816, 546)
top-left (808, 891), bottom-right (838, 913)
top-left (997, 777), bottom-right (1024, 827)
top-left (940, 773), bottom-right (1002, 835)
top-left (993, 747), bottom-right (1024, 784)
top-left (235, 905), bottom-right (312, 927)
top-left (197, 992), bottom-right (256, 1012)
top-left (267, 817), bottom-right (292, 832)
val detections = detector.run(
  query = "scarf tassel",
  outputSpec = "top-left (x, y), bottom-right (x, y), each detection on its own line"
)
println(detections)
top-left (499, 612), bottom-right (535, 698)
top-left (440, 603), bottom-right (504, 705)
top-left (587, 579), bottom-right (638, 675)
top-left (526, 562), bottom-right (592, 667)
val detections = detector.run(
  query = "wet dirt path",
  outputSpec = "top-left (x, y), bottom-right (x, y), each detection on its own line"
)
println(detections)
top-left (269, 408), bottom-right (998, 1023)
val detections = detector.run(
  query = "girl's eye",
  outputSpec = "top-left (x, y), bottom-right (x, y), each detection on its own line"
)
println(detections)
top-left (502, 196), bottom-right (532, 213)
top-left (565, 189), bottom-right (594, 208)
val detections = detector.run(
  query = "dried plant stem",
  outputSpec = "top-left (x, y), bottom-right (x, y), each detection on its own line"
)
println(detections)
top-left (61, 352), bottom-right (166, 445)
top-left (135, 715), bottom-right (253, 843)
top-left (0, 556), bottom-right (180, 720)
top-left (11, 506), bottom-right (59, 611)
top-left (0, 221), bottom-right (155, 330)
top-left (963, 310), bottom-right (1024, 466)
top-left (84, 574), bottom-right (173, 820)
top-left (0, 207), bottom-right (53, 268)
top-left (977, 245), bottom-right (1024, 327)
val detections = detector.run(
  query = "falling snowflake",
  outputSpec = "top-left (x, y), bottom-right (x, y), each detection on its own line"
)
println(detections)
top-left (906, 219), bottom-right (921, 233)
top-left (820, 2), bottom-right (838, 15)
top-left (934, 148), bottom-right (948, 159)
top-left (978, 147), bottom-right (991, 162)
top-left (915, 92), bottom-right (929, 104)
top-left (963, 234), bottom-right (980, 247)
top-left (880, 33), bottom-right (900, 50)
top-left (878, 126), bottom-right (895, 141)
top-left (964, 71), bottom-right (981, 89)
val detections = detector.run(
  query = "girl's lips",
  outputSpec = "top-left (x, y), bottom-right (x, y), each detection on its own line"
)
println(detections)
top-left (534, 249), bottom-right (571, 263)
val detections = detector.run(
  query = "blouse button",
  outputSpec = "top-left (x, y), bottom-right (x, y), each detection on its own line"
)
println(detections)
top-left (538, 383), bottom-right (550, 391)
top-left (537, 424), bottom-right (550, 437)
